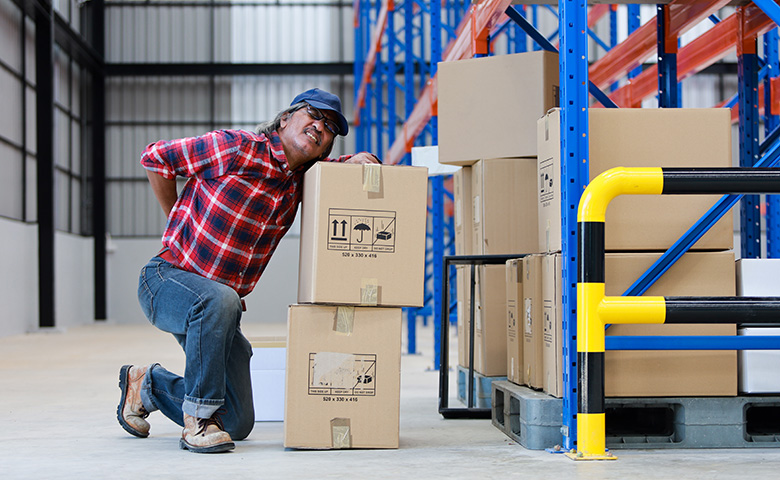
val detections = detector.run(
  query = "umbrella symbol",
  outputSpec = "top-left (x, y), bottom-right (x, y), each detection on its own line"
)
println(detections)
top-left (354, 223), bottom-right (371, 243)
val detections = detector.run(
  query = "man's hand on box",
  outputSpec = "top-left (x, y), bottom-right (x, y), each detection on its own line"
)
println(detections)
top-left (345, 152), bottom-right (381, 165)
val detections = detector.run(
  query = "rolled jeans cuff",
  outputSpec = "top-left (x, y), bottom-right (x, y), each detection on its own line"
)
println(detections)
top-left (182, 396), bottom-right (224, 419)
top-left (140, 363), bottom-right (161, 414)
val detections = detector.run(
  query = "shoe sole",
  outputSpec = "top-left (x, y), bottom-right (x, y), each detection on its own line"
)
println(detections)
top-left (117, 364), bottom-right (149, 438)
top-left (179, 438), bottom-right (235, 454)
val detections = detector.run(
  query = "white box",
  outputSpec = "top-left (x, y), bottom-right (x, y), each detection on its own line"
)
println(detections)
top-left (737, 259), bottom-right (780, 393)
top-left (739, 328), bottom-right (780, 393)
top-left (736, 258), bottom-right (780, 296)
top-left (250, 337), bottom-right (286, 422)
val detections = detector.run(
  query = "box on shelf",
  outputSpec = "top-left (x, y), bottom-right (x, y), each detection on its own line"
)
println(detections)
top-left (522, 254), bottom-right (544, 389)
top-left (284, 305), bottom-right (402, 449)
top-left (542, 251), bottom-right (737, 397)
top-left (738, 328), bottom-right (780, 393)
top-left (736, 259), bottom-right (780, 393)
top-left (505, 258), bottom-right (524, 386)
top-left (298, 162), bottom-right (428, 307)
top-left (472, 158), bottom-right (539, 255)
top-left (249, 337), bottom-right (286, 422)
top-left (438, 51), bottom-right (559, 166)
top-left (542, 254), bottom-right (563, 398)
top-left (473, 264), bottom-right (510, 376)
top-left (604, 251), bottom-right (737, 397)
top-left (537, 108), bottom-right (733, 252)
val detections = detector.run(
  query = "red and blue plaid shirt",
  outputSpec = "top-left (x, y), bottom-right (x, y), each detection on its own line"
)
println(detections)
top-left (141, 129), bottom-right (350, 297)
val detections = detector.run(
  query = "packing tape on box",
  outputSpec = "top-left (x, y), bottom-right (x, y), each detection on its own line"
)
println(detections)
top-left (334, 306), bottom-right (355, 335)
top-left (330, 418), bottom-right (352, 449)
top-left (360, 278), bottom-right (379, 305)
top-left (362, 164), bottom-right (381, 193)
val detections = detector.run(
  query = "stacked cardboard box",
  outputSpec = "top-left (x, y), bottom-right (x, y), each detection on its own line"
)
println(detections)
top-left (440, 51), bottom-right (559, 382)
top-left (535, 108), bottom-right (737, 398)
top-left (286, 162), bottom-right (428, 449)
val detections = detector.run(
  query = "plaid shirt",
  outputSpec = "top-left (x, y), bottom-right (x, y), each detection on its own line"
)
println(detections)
top-left (141, 129), bottom-right (350, 297)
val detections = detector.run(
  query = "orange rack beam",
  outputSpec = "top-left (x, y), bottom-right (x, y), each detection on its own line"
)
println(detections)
top-left (589, 0), bottom-right (731, 90)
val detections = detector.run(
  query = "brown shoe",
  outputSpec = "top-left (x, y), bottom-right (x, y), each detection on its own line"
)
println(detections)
top-left (179, 412), bottom-right (235, 453)
top-left (117, 364), bottom-right (151, 438)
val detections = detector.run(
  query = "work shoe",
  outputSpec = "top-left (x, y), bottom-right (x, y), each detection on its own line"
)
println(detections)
top-left (179, 412), bottom-right (235, 454)
top-left (117, 364), bottom-right (151, 438)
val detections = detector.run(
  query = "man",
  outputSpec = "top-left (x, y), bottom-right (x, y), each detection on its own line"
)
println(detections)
top-left (117, 88), bottom-right (380, 453)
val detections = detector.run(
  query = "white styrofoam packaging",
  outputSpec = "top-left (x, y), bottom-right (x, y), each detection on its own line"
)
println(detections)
top-left (250, 337), bottom-right (286, 422)
top-left (736, 259), bottom-right (780, 393)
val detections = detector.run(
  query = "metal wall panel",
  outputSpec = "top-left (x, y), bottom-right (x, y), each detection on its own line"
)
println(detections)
top-left (0, 0), bottom-right (22, 70)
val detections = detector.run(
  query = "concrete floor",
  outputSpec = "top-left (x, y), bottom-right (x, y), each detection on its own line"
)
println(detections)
top-left (2, 322), bottom-right (780, 479)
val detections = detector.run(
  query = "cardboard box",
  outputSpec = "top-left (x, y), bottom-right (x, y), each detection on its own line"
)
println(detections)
top-left (604, 251), bottom-right (737, 397)
top-left (250, 337), bottom-right (286, 422)
top-left (453, 167), bottom-right (473, 255)
top-left (456, 265), bottom-right (472, 368)
top-left (505, 258), bottom-right (524, 385)
top-left (522, 254), bottom-right (544, 389)
top-left (537, 108), bottom-right (733, 252)
top-left (438, 51), bottom-right (559, 165)
top-left (542, 254), bottom-right (563, 397)
top-left (542, 251), bottom-right (737, 397)
top-left (298, 162), bottom-right (428, 307)
top-left (472, 158), bottom-right (539, 255)
top-left (473, 264), bottom-right (509, 376)
top-left (284, 305), bottom-right (402, 449)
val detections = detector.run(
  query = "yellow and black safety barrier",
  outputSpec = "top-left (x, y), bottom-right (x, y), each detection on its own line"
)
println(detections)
top-left (572, 167), bottom-right (780, 461)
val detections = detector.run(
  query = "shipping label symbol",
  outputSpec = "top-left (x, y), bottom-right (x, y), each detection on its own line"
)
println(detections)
top-left (307, 352), bottom-right (377, 397)
top-left (328, 208), bottom-right (397, 253)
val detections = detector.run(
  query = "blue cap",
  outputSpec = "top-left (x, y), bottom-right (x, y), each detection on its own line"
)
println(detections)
top-left (290, 88), bottom-right (349, 136)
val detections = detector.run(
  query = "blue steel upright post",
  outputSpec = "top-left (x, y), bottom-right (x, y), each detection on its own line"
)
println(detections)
top-left (431, 0), bottom-right (443, 370)
top-left (657, 5), bottom-right (679, 108)
top-left (738, 6), bottom-right (762, 258)
top-left (765, 28), bottom-right (780, 257)
top-left (559, 0), bottom-right (590, 451)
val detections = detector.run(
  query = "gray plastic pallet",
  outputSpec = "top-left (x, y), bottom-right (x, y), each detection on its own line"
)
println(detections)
top-left (491, 381), bottom-right (563, 450)
top-left (456, 365), bottom-right (506, 409)
top-left (492, 380), bottom-right (780, 450)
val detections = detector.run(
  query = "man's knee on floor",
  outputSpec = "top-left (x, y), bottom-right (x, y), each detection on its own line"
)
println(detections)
top-left (227, 408), bottom-right (255, 441)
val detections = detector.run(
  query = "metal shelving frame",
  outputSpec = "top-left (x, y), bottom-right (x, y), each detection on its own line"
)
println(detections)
top-left (354, 0), bottom-right (780, 452)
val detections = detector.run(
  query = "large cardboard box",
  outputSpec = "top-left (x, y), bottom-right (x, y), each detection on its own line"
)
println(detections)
top-left (522, 254), bottom-right (544, 389)
top-left (537, 108), bottom-right (733, 252)
top-left (542, 254), bottom-right (563, 397)
top-left (453, 167), bottom-right (473, 256)
top-left (505, 258), bottom-right (524, 385)
top-left (473, 264), bottom-right (509, 376)
top-left (438, 51), bottom-right (559, 165)
top-left (472, 158), bottom-right (539, 255)
top-left (250, 337), bottom-right (286, 422)
top-left (542, 251), bottom-right (737, 397)
top-left (284, 305), bottom-right (402, 449)
top-left (298, 162), bottom-right (428, 307)
top-left (604, 251), bottom-right (737, 397)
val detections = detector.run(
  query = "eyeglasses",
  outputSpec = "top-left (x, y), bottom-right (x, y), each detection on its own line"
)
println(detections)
top-left (305, 104), bottom-right (341, 136)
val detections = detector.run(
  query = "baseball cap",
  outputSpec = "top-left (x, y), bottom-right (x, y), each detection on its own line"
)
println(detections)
top-left (291, 88), bottom-right (349, 136)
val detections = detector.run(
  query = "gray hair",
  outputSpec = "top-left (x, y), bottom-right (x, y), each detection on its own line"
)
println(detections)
top-left (255, 102), bottom-right (335, 161)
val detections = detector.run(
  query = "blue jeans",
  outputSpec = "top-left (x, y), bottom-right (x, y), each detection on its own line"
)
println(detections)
top-left (136, 255), bottom-right (254, 440)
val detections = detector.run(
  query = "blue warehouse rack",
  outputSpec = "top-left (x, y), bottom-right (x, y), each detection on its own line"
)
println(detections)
top-left (354, 0), bottom-right (780, 453)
